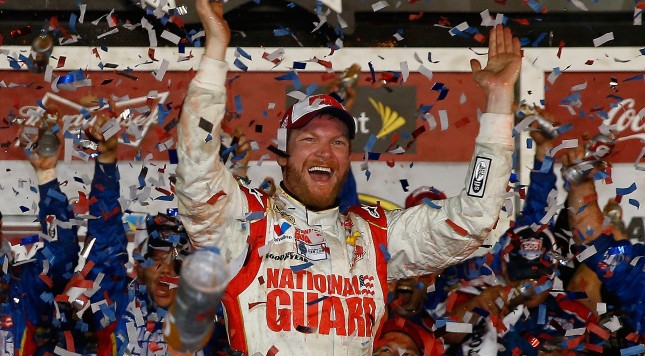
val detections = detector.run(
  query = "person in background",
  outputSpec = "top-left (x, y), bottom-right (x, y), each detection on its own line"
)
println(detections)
top-left (563, 135), bottom-right (645, 340)
top-left (373, 316), bottom-right (443, 356)
top-left (175, 0), bottom-right (521, 353)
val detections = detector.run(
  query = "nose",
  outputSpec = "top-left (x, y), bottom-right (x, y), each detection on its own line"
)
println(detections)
top-left (315, 142), bottom-right (332, 159)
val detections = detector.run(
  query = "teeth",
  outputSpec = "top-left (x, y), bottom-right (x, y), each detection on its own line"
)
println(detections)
top-left (308, 166), bottom-right (332, 174)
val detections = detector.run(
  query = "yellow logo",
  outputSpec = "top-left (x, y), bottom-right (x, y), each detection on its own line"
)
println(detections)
top-left (368, 97), bottom-right (406, 139)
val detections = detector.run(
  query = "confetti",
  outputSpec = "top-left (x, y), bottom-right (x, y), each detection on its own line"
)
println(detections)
top-left (372, 1), bottom-right (389, 11)
top-left (593, 32), bottom-right (614, 47)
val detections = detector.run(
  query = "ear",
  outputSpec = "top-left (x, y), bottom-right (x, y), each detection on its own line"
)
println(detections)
top-left (277, 154), bottom-right (287, 168)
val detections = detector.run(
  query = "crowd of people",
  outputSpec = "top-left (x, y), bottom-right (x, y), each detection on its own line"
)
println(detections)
top-left (0, 0), bottom-right (643, 355)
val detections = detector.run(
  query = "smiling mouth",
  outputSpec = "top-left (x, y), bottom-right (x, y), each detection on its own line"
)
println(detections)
top-left (308, 166), bottom-right (333, 181)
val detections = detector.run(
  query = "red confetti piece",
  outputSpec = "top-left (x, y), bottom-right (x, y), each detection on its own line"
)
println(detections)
top-left (64, 330), bottom-right (76, 352)
top-left (148, 340), bottom-right (163, 352)
top-left (587, 322), bottom-right (610, 340)
top-left (455, 116), bottom-right (471, 128)
top-left (39, 275), bottom-right (53, 288)
top-left (445, 291), bottom-right (458, 313)
top-left (257, 276), bottom-right (265, 285)
top-left (585, 60), bottom-right (595, 65)
top-left (446, 219), bottom-right (468, 236)
top-left (267, 346), bottom-right (279, 356)
top-left (557, 40), bottom-right (565, 58)
top-left (160, 275), bottom-right (179, 286)
top-left (207, 190), bottom-right (227, 204)
top-left (409, 12), bottom-right (424, 21)
top-left (56, 56), bottom-right (66, 68)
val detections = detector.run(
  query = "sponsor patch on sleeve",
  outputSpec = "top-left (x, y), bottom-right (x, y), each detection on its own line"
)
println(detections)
top-left (467, 156), bottom-right (491, 198)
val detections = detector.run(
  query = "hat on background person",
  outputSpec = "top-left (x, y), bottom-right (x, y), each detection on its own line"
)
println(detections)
top-left (141, 212), bottom-right (190, 260)
top-left (280, 94), bottom-right (356, 139)
top-left (505, 225), bottom-right (558, 282)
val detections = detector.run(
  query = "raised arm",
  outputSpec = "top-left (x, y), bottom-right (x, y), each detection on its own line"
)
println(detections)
top-left (176, 0), bottom-right (249, 258)
top-left (79, 114), bottom-right (129, 340)
top-left (386, 26), bottom-right (521, 279)
top-left (16, 120), bottom-right (80, 353)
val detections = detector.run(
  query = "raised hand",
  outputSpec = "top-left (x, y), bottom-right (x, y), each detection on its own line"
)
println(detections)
top-left (18, 119), bottom-right (61, 172)
top-left (196, 0), bottom-right (231, 61)
top-left (89, 113), bottom-right (119, 164)
top-left (470, 25), bottom-right (522, 114)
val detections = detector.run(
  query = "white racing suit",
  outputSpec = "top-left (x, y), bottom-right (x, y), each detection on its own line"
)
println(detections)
top-left (176, 56), bottom-right (514, 355)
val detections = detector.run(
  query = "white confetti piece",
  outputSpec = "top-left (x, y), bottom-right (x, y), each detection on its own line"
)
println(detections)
top-left (423, 112), bottom-right (437, 130)
top-left (439, 109), bottom-right (449, 131)
top-left (79, 3), bottom-right (87, 23)
top-left (570, 0), bottom-right (589, 11)
top-left (449, 22), bottom-right (469, 36)
top-left (413, 52), bottom-right (423, 64)
top-left (153, 59), bottom-right (169, 81)
top-left (459, 92), bottom-right (467, 104)
top-left (286, 91), bottom-right (307, 101)
top-left (597, 302), bottom-right (607, 315)
top-left (549, 139), bottom-right (578, 156)
top-left (635, 6), bottom-right (643, 25)
top-left (593, 32), bottom-right (614, 47)
top-left (418, 65), bottom-right (433, 81)
top-left (337, 13), bottom-right (348, 29)
top-left (44, 65), bottom-right (53, 82)
top-left (571, 81), bottom-right (588, 91)
top-left (141, 17), bottom-right (157, 47)
top-left (393, 32), bottom-right (404, 41)
top-left (97, 27), bottom-right (119, 39)
top-left (277, 128), bottom-right (288, 152)
top-left (101, 118), bottom-right (121, 140)
top-left (575, 245), bottom-right (597, 262)
top-left (161, 30), bottom-right (181, 44)
top-left (564, 327), bottom-right (586, 336)
top-left (372, 0), bottom-right (389, 11)
top-left (603, 315), bottom-right (622, 332)
top-left (400, 61), bottom-right (409, 82)
top-left (446, 322), bottom-right (472, 333)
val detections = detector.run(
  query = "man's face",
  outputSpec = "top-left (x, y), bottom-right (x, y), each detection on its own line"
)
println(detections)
top-left (278, 114), bottom-right (351, 210)
top-left (138, 249), bottom-right (179, 308)
top-left (373, 331), bottom-right (420, 356)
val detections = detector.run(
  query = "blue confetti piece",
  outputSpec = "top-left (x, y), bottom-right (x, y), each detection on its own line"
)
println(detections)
top-left (155, 195), bottom-right (174, 201)
top-left (305, 83), bottom-right (317, 96)
top-left (99, 303), bottom-right (116, 322)
top-left (527, 0), bottom-right (544, 12)
top-left (367, 152), bottom-right (381, 160)
top-left (555, 123), bottom-right (573, 135)
top-left (69, 13), bottom-right (78, 33)
top-left (236, 46), bottom-right (252, 60)
top-left (205, 133), bottom-right (213, 143)
top-left (538, 155), bottom-right (554, 173)
top-left (40, 292), bottom-right (54, 304)
top-left (234, 95), bottom-right (243, 113)
top-left (593, 170), bottom-right (610, 181)
top-left (560, 92), bottom-right (581, 105)
top-left (364, 134), bottom-right (377, 152)
top-left (533, 279), bottom-right (552, 294)
top-left (19, 206), bottom-right (30, 213)
top-left (274, 71), bottom-right (301, 89)
top-left (537, 304), bottom-right (546, 324)
top-left (472, 307), bottom-right (489, 318)
top-left (509, 173), bottom-right (519, 183)
top-left (629, 199), bottom-right (640, 209)
top-left (41, 246), bottom-right (54, 263)
top-left (168, 149), bottom-right (178, 164)
top-left (640, 48), bottom-right (645, 56)
top-left (293, 61), bottom-right (306, 69)
top-left (365, 169), bottom-right (371, 181)
top-left (20, 234), bottom-right (39, 245)
top-left (421, 197), bottom-right (441, 209)
top-left (273, 28), bottom-right (292, 36)
top-left (531, 32), bottom-right (548, 47)
top-left (157, 103), bottom-right (170, 124)
top-left (79, 107), bottom-right (91, 119)
top-left (379, 244), bottom-right (391, 261)
top-left (620, 344), bottom-right (645, 356)
top-left (46, 187), bottom-right (67, 202)
top-left (368, 61), bottom-right (376, 83)
top-left (623, 74), bottom-right (644, 82)
top-left (616, 182), bottom-right (637, 196)
top-left (307, 295), bottom-right (328, 305)
top-left (245, 211), bottom-right (265, 221)
top-left (526, 138), bottom-right (533, 149)
top-left (233, 58), bottom-right (248, 72)
top-left (280, 221), bottom-right (291, 234)
top-left (291, 262), bottom-right (313, 273)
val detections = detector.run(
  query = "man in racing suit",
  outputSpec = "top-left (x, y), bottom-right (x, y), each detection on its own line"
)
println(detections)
top-left (175, 1), bottom-right (521, 354)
